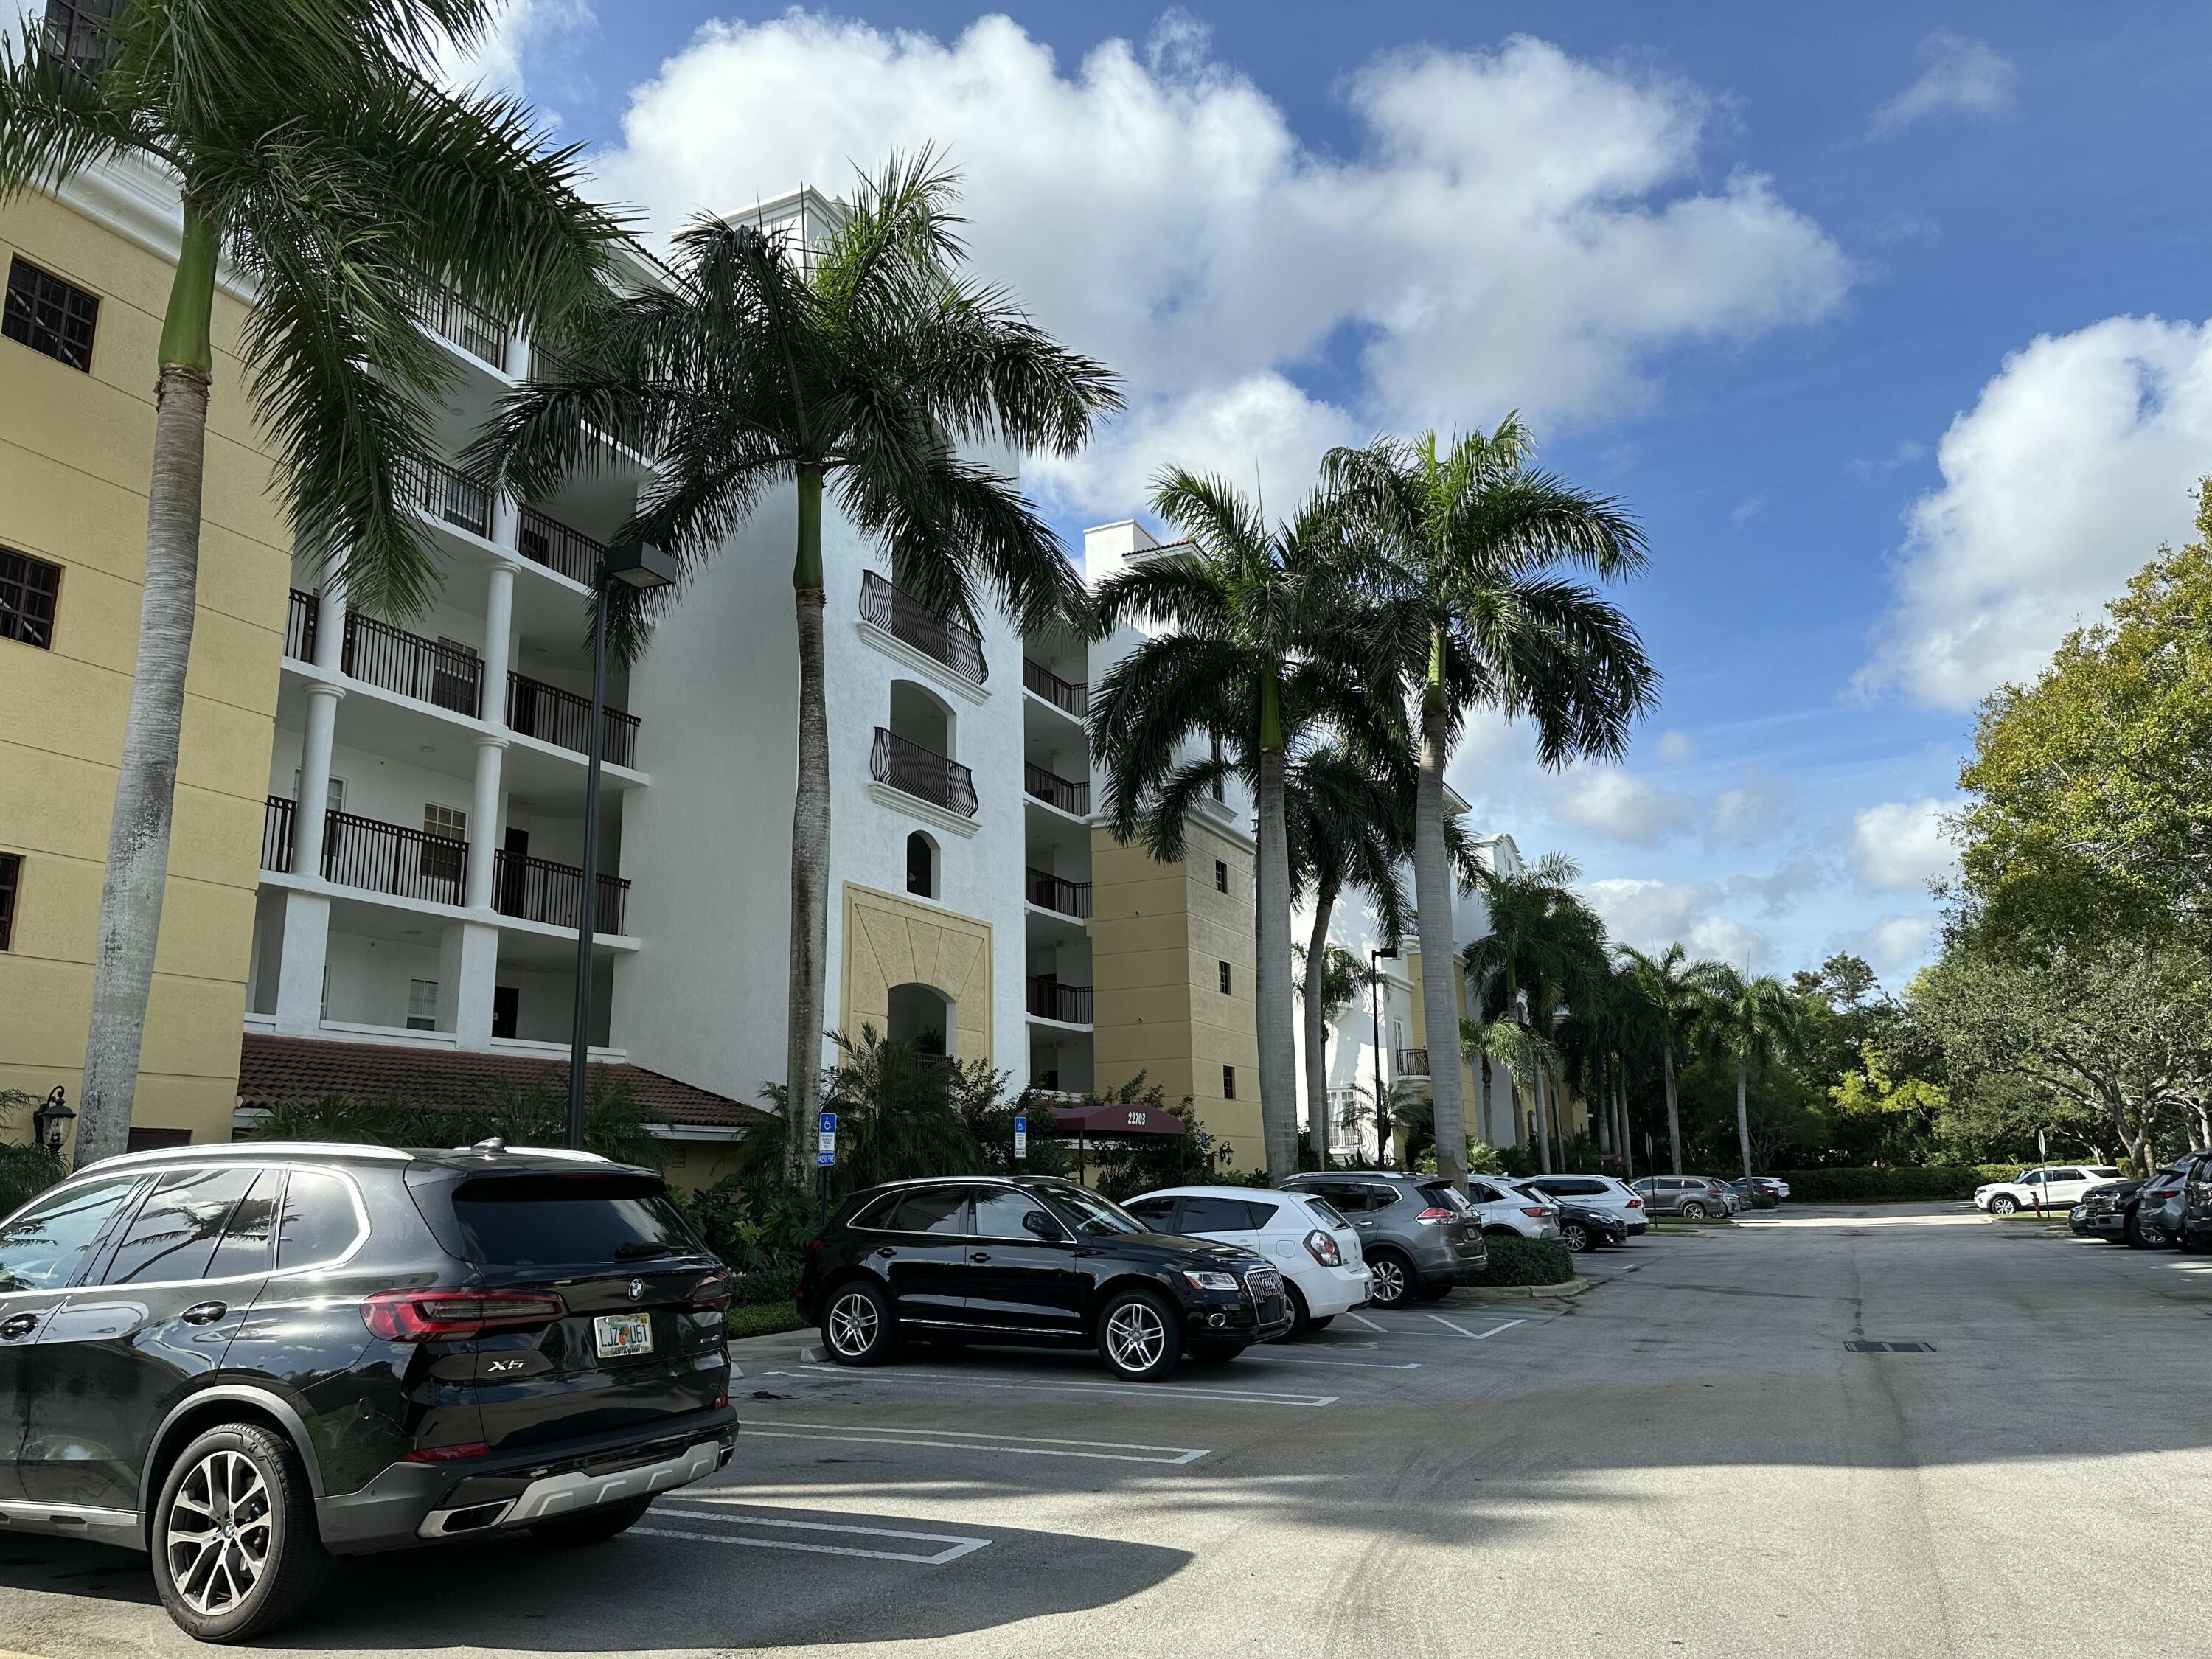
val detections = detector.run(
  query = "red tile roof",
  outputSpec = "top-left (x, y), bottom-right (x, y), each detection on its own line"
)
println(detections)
top-left (237, 1034), bottom-right (765, 1130)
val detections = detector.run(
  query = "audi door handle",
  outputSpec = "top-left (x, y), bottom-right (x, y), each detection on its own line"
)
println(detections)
top-left (873, 1247), bottom-right (897, 1259)
top-left (180, 1301), bottom-right (229, 1326)
top-left (970, 1252), bottom-right (991, 1263)
top-left (0, 1313), bottom-right (37, 1340)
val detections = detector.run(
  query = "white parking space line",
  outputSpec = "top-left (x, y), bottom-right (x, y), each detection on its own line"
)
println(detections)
top-left (1426, 1315), bottom-right (1527, 1341)
top-left (1235, 1352), bottom-right (1422, 1370)
top-left (1343, 1312), bottom-right (1387, 1332)
top-left (745, 1421), bottom-right (1211, 1464)
top-left (639, 1503), bottom-right (991, 1565)
top-left (763, 1365), bottom-right (1338, 1408)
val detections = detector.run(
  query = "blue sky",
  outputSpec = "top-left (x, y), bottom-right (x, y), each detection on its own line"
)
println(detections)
top-left (450, 1), bottom-right (2212, 988)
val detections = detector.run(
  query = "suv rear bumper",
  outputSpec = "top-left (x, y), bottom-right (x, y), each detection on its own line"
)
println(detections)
top-left (316, 1406), bottom-right (739, 1555)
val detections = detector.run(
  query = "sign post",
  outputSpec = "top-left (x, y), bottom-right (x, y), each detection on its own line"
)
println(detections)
top-left (1013, 1114), bottom-right (1028, 1163)
top-left (816, 1111), bottom-right (837, 1217)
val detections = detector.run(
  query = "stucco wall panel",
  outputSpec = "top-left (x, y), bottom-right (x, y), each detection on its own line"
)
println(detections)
top-left (838, 883), bottom-right (994, 1063)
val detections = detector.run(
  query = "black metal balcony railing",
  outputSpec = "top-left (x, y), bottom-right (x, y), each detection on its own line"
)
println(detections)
top-left (1397, 1047), bottom-right (1430, 1077)
top-left (397, 453), bottom-right (495, 540)
top-left (1027, 977), bottom-right (1093, 1024)
top-left (1025, 866), bottom-right (1093, 918)
top-left (1024, 760), bottom-right (1090, 815)
top-left (507, 672), bottom-right (640, 769)
top-left (285, 588), bottom-right (318, 661)
top-left (262, 795), bottom-right (296, 874)
top-left (1022, 658), bottom-right (1087, 720)
top-left (343, 612), bottom-right (482, 717)
top-left (262, 797), bottom-right (470, 906)
top-left (516, 505), bottom-right (604, 585)
top-left (493, 848), bottom-right (630, 935)
top-left (415, 284), bottom-right (510, 369)
top-left (871, 728), bottom-right (978, 818)
top-left (859, 571), bottom-right (988, 685)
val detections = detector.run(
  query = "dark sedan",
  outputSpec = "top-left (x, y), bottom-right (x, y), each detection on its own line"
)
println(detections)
top-left (1552, 1200), bottom-right (1628, 1253)
top-left (799, 1176), bottom-right (1293, 1381)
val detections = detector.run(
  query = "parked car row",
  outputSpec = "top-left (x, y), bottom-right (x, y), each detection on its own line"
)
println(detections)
top-left (2066, 1154), bottom-right (2212, 1251)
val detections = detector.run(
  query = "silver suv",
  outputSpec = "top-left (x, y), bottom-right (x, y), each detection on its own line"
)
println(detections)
top-left (1279, 1172), bottom-right (1488, 1307)
top-left (1632, 1175), bottom-right (1733, 1219)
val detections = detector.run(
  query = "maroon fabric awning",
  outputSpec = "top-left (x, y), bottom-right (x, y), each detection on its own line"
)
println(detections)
top-left (1039, 1102), bottom-right (1187, 1137)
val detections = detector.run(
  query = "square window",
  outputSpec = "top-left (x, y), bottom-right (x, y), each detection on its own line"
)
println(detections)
top-left (0, 852), bottom-right (19, 950)
top-left (420, 804), bottom-right (467, 891)
top-left (1217, 960), bottom-right (1231, 995)
top-left (3, 256), bottom-right (99, 372)
top-left (1214, 859), bottom-right (1228, 893)
top-left (0, 546), bottom-right (62, 649)
top-left (407, 978), bottom-right (439, 1030)
top-left (1222, 1065), bottom-right (1236, 1100)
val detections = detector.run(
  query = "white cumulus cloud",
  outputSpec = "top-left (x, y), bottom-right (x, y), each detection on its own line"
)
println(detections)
top-left (590, 14), bottom-right (1849, 515)
top-left (1870, 30), bottom-right (2018, 139)
top-left (1844, 913), bottom-right (1938, 978)
top-left (1857, 315), bottom-right (2212, 709)
top-left (1547, 766), bottom-right (1698, 845)
top-left (431, 0), bottom-right (592, 105)
top-left (1850, 799), bottom-right (1961, 893)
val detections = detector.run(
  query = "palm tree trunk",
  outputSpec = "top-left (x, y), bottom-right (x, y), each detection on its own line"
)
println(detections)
top-left (1735, 1055), bottom-right (1754, 1180)
top-left (784, 464), bottom-right (831, 1190)
top-left (1253, 730), bottom-right (1298, 1181)
top-left (1663, 1046), bottom-right (1684, 1175)
top-left (1534, 1065), bottom-right (1554, 1173)
top-left (1413, 681), bottom-right (1467, 1188)
top-left (1302, 880), bottom-right (1337, 1169)
top-left (75, 198), bottom-right (220, 1169)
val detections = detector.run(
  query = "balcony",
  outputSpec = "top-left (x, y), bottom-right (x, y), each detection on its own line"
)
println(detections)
top-left (1026, 866), bottom-right (1093, 919)
top-left (859, 571), bottom-right (988, 686)
top-left (871, 728), bottom-right (977, 819)
top-left (262, 797), bottom-right (467, 906)
top-left (1397, 1047), bottom-right (1430, 1077)
top-left (507, 672), bottom-right (639, 769)
top-left (494, 848), bottom-right (630, 935)
top-left (285, 587), bottom-right (317, 661)
top-left (517, 504), bottom-right (604, 585)
top-left (414, 284), bottom-right (511, 370)
top-left (398, 453), bottom-right (495, 541)
top-left (1024, 760), bottom-right (1090, 816)
top-left (1022, 658), bottom-right (1087, 720)
top-left (344, 612), bottom-right (482, 717)
top-left (1027, 976), bottom-right (1093, 1024)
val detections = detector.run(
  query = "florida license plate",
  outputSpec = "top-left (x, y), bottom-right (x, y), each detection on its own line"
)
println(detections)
top-left (594, 1314), bottom-right (653, 1359)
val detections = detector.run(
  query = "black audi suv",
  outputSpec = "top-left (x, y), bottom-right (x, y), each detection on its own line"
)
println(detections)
top-left (799, 1175), bottom-right (1293, 1380)
top-left (0, 1140), bottom-right (737, 1643)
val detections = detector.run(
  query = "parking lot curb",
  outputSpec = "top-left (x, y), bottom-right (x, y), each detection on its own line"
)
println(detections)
top-left (1452, 1276), bottom-right (1591, 1301)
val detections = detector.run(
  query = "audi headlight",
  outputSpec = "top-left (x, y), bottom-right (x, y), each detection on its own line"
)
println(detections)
top-left (1182, 1270), bottom-right (1240, 1293)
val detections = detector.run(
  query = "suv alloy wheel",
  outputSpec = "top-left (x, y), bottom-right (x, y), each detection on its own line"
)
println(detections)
top-left (1365, 1248), bottom-right (1413, 1307)
top-left (1559, 1220), bottom-right (1590, 1253)
top-left (150, 1424), bottom-right (327, 1644)
top-left (1989, 1194), bottom-right (2019, 1216)
top-left (1679, 1201), bottom-right (1707, 1220)
top-left (1096, 1287), bottom-right (1181, 1380)
top-left (821, 1281), bottom-right (894, 1364)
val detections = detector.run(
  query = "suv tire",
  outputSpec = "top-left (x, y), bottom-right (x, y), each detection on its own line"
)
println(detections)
top-left (821, 1280), bottom-right (895, 1366)
top-left (1279, 1281), bottom-right (1313, 1341)
top-left (533, 1497), bottom-right (653, 1546)
top-left (1365, 1248), bottom-right (1414, 1308)
top-left (150, 1423), bottom-right (327, 1644)
top-left (1679, 1201), bottom-right (1708, 1220)
top-left (1097, 1287), bottom-right (1181, 1381)
top-left (1988, 1194), bottom-right (2019, 1217)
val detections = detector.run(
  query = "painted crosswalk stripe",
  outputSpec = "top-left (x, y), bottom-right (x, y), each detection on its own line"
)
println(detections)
top-left (640, 1503), bottom-right (990, 1565)
top-left (765, 1365), bottom-right (1337, 1408)
top-left (744, 1421), bottom-right (1209, 1464)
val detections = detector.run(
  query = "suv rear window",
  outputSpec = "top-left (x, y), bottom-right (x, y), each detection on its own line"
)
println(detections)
top-left (1416, 1182), bottom-right (1469, 1211)
top-left (453, 1174), bottom-right (700, 1267)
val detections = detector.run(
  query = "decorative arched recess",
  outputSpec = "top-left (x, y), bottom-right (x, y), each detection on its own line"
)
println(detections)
top-left (840, 882), bottom-right (992, 1063)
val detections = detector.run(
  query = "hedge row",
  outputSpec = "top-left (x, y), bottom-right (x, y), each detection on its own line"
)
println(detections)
top-left (1767, 1165), bottom-right (2024, 1202)
top-left (1476, 1236), bottom-right (1577, 1287)
top-left (728, 1265), bottom-right (804, 1307)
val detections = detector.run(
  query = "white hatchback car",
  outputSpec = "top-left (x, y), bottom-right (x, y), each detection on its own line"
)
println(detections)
top-left (1124, 1186), bottom-right (1371, 1338)
top-left (1464, 1175), bottom-right (1562, 1239)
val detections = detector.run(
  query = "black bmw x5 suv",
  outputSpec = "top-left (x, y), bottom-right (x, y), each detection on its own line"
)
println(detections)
top-left (800, 1175), bottom-right (1293, 1380)
top-left (0, 1141), bottom-right (737, 1643)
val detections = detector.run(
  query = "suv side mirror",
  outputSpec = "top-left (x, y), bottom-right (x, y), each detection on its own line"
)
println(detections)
top-left (1022, 1208), bottom-right (1066, 1241)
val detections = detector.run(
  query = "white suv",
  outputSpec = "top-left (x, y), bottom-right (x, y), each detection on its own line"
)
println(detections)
top-left (1124, 1186), bottom-right (1371, 1338)
top-left (1464, 1176), bottom-right (1562, 1239)
top-left (1518, 1174), bottom-right (1650, 1234)
top-left (1975, 1165), bottom-right (2122, 1215)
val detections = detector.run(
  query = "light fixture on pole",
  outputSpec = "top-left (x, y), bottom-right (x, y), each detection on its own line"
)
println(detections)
top-left (32, 1087), bottom-right (74, 1155)
top-left (1368, 946), bottom-right (1397, 1165)
top-left (568, 540), bottom-right (677, 1150)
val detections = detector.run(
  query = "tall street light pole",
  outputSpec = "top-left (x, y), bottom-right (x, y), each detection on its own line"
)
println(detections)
top-left (568, 540), bottom-right (676, 1150)
top-left (1368, 946), bottom-right (1397, 1166)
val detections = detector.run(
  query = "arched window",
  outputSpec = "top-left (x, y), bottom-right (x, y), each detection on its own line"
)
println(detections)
top-left (887, 981), bottom-right (953, 1056)
top-left (905, 831), bottom-right (938, 898)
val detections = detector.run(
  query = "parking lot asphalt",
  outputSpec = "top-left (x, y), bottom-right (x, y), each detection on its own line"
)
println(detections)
top-left (4, 1203), bottom-right (2208, 1659)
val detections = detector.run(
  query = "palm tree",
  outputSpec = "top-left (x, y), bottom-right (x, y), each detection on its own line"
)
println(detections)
top-left (1461, 852), bottom-right (1610, 1172)
top-left (1287, 742), bottom-right (1411, 1167)
top-left (1326, 420), bottom-right (1657, 1189)
top-left (1091, 475), bottom-right (1385, 1179)
top-left (1461, 1013), bottom-right (1556, 1158)
top-left (1701, 966), bottom-right (1799, 1180)
top-left (1614, 943), bottom-right (1728, 1174)
top-left (474, 154), bottom-right (1121, 1188)
top-left (1, 1), bottom-right (622, 1164)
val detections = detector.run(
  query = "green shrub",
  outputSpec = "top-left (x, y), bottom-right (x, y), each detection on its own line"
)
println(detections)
top-left (1769, 1165), bottom-right (2023, 1202)
top-left (1477, 1236), bottom-right (1576, 1287)
top-left (726, 1301), bottom-right (808, 1340)
top-left (726, 1265), bottom-right (802, 1307)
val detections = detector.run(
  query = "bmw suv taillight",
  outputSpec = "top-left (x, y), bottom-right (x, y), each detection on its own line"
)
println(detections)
top-left (690, 1270), bottom-right (734, 1311)
top-left (1303, 1229), bottom-right (1342, 1265)
top-left (362, 1288), bottom-right (566, 1341)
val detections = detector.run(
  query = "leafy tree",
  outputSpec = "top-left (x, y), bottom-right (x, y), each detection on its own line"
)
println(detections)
top-left (1828, 1040), bottom-right (1947, 1163)
top-left (1327, 420), bottom-right (1656, 1189)
top-left (1091, 473), bottom-right (1389, 1180)
top-left (1614, 943), bottom-right (1727, 1173)
top-left (1, 0), bottom-right (623, 1164)
top-left (476, 154), bottom-right (1120, 1189)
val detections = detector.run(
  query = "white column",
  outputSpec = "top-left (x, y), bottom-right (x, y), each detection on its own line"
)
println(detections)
top-left (291, 684), bottom-right (343, 873)
top-left (437, 919), bottom-right (501, 1050)
top-left (465, 736), bottom-right (506, 911)
top-left (271, 889), bottom-right (331, 1037)
top-left (491, 490), bottom-right (521, 556)
top-left (482, 557), bottom-right (518, 719)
